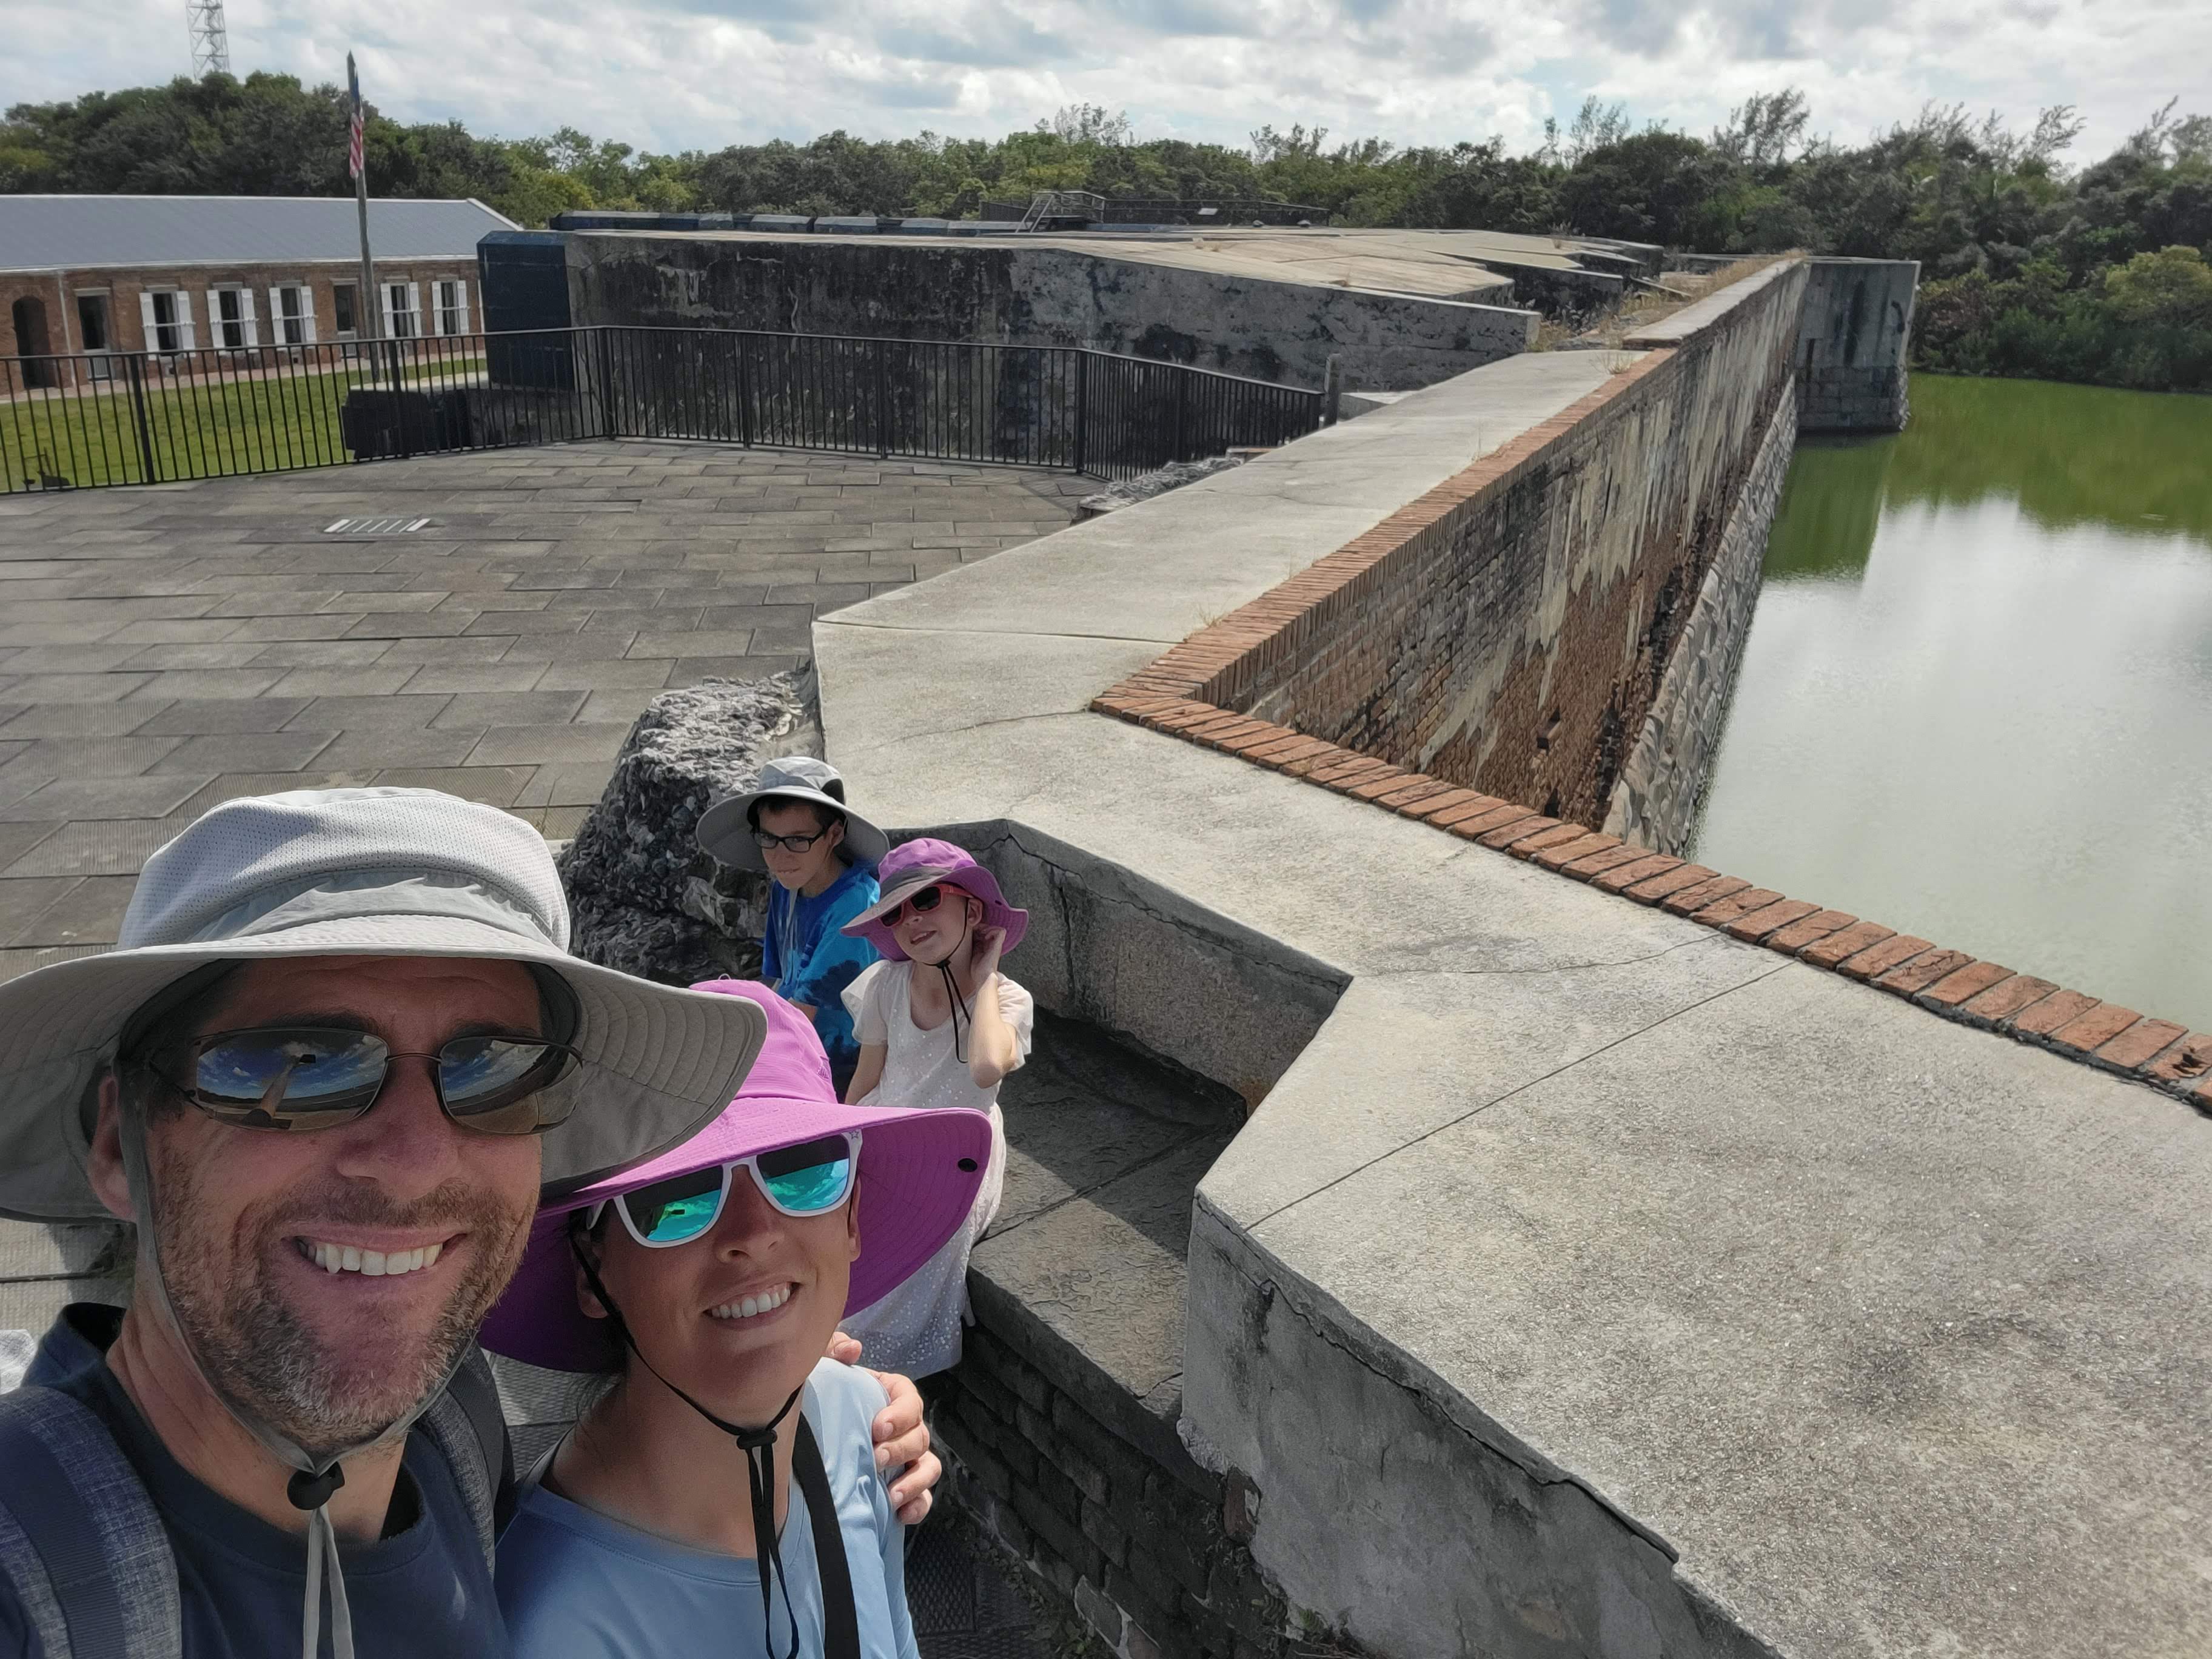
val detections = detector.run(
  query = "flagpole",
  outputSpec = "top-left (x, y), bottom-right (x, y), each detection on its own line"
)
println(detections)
top-left (349, 52), bottom-right (378, 343)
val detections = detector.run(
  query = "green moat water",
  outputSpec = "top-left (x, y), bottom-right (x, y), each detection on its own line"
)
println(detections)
top-left (1691, 374), bottom-right (2212, 1031)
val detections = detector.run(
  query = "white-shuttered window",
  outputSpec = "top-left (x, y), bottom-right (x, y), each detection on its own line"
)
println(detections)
top-left (384, 281), bottom-right (421, 339)
top-left (433, 278), bottom-right (470, 336)
top-left (207, 287), bottom-right (257, 350)
top-left (139, 290), bottom-right (195, 354)
top-left (268, 283), bottom-right (316, 346)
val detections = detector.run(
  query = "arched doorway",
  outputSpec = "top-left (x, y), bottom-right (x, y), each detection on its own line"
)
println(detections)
top-left (10, 296), bottom-right (57, 389)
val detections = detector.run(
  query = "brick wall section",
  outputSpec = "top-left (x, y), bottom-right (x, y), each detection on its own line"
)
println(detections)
top-left (935, 1322), bottom-right (1307, 1659)
top-left (1175, 260), bottom-right (1805, 831)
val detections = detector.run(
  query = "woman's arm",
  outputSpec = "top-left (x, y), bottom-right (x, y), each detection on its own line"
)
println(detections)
top-left (845, 1042), bottom-right (886, 1104)
top-left (962, 927), bottom-right (1022, 1088)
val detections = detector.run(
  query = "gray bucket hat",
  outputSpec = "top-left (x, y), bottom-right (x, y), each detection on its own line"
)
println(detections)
top-left (695, 755), bottom-right (890, 873)
top-left (0, 786), bottom-right (769, 1224)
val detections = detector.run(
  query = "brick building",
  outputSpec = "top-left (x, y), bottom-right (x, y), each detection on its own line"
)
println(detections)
top-left (1, 194), bottom-right (517, 387)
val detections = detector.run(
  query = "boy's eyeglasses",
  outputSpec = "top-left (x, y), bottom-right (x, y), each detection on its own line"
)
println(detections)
top-left (142, 1025), bottom-right (580, 1136)
top-left (592, 1132), bottom-right (862, 1248)
top-left (752, 827), bottom-right (832, 854)
top-left (879, 884), bottom-right (962, 928)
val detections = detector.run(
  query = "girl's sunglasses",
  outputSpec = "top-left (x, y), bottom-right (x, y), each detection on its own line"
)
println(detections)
top-left (143, 1025), bottom-right (581, 1136)
top-left (595, 1131), bottom-right (862, 1248)
top-left (879, 884), bottom-right (967, 928)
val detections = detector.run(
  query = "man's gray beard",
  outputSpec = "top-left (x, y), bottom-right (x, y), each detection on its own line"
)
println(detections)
top-left (150, 1149), bottom-right (532, 1463)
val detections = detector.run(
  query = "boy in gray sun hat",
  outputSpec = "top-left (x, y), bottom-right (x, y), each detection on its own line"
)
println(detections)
top-left (696, 756), bottom-right (889, 1094)
top-left (0, 786), bottom-right (939, 1659)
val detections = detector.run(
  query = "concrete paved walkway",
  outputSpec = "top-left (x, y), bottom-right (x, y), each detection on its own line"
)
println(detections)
top-left (0, 441), bottom-right (1082, 984)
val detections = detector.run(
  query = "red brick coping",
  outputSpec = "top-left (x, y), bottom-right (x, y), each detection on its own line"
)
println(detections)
top-left (1090, 364), bottom-right (2212, 1118)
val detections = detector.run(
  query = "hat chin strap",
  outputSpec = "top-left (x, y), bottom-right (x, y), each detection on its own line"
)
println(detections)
top-left (118, 1111), bottom-right (469, 1659)
top-left (570, 1235), bottom-right (808, 1659)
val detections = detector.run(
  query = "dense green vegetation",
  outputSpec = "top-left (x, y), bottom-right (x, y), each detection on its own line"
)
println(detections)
top-left (5, 79), bottom-right (2208, 390)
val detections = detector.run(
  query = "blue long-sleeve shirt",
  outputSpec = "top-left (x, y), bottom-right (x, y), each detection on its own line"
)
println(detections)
top-left (760, 861), bottom-right (880, 1073)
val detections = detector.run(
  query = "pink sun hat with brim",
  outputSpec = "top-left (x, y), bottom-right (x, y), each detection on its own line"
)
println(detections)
top-left (839, 837), bottom-right (1028, 964)
top-left (480, 979), bottom-right (992, 1374)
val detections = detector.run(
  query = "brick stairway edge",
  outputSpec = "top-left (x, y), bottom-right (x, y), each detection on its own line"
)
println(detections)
top-left (1087, 686), bottom-right (2212, 1119)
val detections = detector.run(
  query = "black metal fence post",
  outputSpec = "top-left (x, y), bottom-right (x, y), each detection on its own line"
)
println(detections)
top-left (1174, 368), bottom-right (1191, 461)
top-left (736, 334), bottom-right (754, 447)
top-left (873, 337), bottom-right (890, 458)
top-left (596, 329), bottom-right (618, 440)
top-left (1073, 350), bottom-right (1090, 477)
top-left (123, 354), bottom-right (159, 484)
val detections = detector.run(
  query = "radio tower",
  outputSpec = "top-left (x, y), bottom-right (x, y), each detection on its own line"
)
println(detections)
top-left (187, 0), bottom-right (231, 76)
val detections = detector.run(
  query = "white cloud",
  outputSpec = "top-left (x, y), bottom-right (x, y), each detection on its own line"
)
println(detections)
top-left (2, 0), bottom-right (2201, 165)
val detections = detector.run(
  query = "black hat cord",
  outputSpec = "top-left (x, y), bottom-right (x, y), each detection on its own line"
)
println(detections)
top-left (930, 907), bottom-right (978, 1062)
top-left (571, 1236), bottom-right (808, 1659)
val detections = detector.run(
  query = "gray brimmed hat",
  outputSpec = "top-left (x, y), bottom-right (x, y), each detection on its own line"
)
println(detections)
top-left (695, 755), bottom-right (890, 873)
top-left (0, 786), bottom-right (771, 1224)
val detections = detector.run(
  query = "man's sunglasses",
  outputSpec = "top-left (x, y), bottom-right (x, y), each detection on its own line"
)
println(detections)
top-left (879, 884), bottom-right (970, 928)
top-left (591, 1132), bottom-right (862, 1248)
top-left (142, 1025), bottom-right (581, 1136)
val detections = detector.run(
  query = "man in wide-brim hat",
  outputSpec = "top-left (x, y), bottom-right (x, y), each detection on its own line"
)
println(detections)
top-left (0, 788), bottom-right (937, 1659)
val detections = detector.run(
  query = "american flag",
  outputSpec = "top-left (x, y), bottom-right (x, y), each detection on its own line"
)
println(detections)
top-left (346, 54), bottom-right (364, 180)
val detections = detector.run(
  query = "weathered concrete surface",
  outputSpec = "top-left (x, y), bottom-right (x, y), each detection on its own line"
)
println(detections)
top-left (811, 307), bottom-right (2212, 1656)
top-left (1796, 258), bottom-right (1917, 432)
top-left (565, 230), bottom-right (1538, 390)
top-left (1603, 377), bottom-right (1798, 853)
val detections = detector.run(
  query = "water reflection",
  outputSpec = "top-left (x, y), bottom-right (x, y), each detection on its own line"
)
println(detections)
top-left (1691, 374), bottom-right (2212, 1029)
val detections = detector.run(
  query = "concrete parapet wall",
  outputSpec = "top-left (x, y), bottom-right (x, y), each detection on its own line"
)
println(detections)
top-left (1199, 259), bottom-right (1806, 833)
top-left (1796, 258), bottom-right (1917, 432)
top-left (1601, 377), bottom-right (1798, 853)
top-left (561, 231), bottom-right (1536, 390)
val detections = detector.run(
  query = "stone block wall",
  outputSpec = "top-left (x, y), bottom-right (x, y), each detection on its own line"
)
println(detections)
top-left (1203, 260), bottom-right (1808, 833)
top-left (1601, 377), bottom-right (1798, 853)
top-left (1796, 258), bottom-right (1917, 432)
top-left (561, 231), bottom-right (1536, 391)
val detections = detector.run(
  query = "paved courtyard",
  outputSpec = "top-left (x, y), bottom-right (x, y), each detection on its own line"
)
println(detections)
top-left (0, 440), bottom-right (1084, 984)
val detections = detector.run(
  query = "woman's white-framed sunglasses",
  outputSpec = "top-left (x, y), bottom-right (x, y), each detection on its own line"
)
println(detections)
top-left (589, 1131), bottom-right (861, 1248)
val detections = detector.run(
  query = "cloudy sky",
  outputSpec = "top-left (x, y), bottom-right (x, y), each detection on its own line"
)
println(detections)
top-left (5, 0), bottom-right (2202, 164)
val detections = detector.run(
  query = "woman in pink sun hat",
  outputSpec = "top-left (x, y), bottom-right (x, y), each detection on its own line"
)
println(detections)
top-left (836, 837), bottom-right (1034, 1375)
top-left (483, 980), bottom-right (990, 1659)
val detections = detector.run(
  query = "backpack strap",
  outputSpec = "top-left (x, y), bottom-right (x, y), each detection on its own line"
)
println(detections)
top-left (417, 1347), bottom-right (512, 1566)
top-left (0, 1386), bottom-right (180, 1659)
top-left (791, 1416), bottom-right (862, 1659)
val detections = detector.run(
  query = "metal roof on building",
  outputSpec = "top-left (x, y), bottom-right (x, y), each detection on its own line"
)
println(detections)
top-left (0, 195), bottom-right (519, 272)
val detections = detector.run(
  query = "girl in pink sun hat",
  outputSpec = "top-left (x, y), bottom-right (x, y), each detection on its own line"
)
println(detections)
top-left (483, 980), bottom-right (990, 1658)
top-left (836, 837), bottom-right (1034, 1375)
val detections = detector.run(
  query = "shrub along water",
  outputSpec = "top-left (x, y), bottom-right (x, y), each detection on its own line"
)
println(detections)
top-left (4, 80), bottom-right (2207, 392)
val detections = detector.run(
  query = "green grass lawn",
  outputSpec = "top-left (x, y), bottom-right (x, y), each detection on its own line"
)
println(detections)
top-left (0, 358), bottom-right (485, 493)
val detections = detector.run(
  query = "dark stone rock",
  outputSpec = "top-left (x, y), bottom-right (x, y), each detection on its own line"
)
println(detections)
top-left (560, 672), bottom-right (818, 985)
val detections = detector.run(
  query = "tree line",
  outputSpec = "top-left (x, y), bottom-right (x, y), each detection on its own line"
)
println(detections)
top-left (4, 76), bottom-right (2208, 392)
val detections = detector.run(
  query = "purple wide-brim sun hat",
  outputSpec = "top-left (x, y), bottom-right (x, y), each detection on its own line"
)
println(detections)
top-left (839, 836), bottom-right (1028, 964)
top-left (480, 979), bottom-right (991, 1374)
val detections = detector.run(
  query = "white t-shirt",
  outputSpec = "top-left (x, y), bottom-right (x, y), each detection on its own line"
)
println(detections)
top-left (839, 960), bottom-right (1034, 1375)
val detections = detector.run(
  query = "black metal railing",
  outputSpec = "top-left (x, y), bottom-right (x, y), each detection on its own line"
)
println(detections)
top-left (0, 325), bottom-right (1322, 495)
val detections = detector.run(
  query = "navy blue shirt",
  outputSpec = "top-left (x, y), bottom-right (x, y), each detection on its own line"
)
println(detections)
top-left (0, 1306), bottom-right (510, 1659)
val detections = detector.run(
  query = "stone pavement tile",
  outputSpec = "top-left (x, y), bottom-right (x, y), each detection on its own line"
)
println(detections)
top-left (247, 615), bottom-right (367, 642)
top-left (0, 621), bottom-right (132, 646)
top-left (119, 643), bottom-right (270, 671)
top-left (201, 590), bottom-right (346, 618)
top-left (528, 632), bottom-right (642, 661)
top-left (0, 703), bottom-right (166, 738)
top-left (148, 731), bottom-right (338, 774)
top-left (461, 611), bottom-right (586, 637)
top-left (457, 592), bottom-right (556, 614)
top-left (765, 583), bottom-right (873, 610)
top-left (3, 674), bottom-right (156, 703)
top-left (510, 805), bottom-right (591, 839)
top-left (314, 728), bottom-right (487, 769)
top-left (135, 699), bottom-right (314, 736)
top-left (0, 823), bottom-right (59, 872)
top-left (120, 669), bottom-right (289, 702)
top-left (0, 878), bottom-right (82, 942)
top-left (168, 772), bottom-right (377, 822)
top-left (0, 646), bottom-right (150, 675)
top-left (346, 612), bottom-right (479, 639)
top-left (572, 689), bottom-right (663, 726)
top-left (0, 737), bottom-right (185, 779)
top-left (429, 692), bottom-right (587, 729)
top-left (8, 876), bottom-right (136, 947)
top-left (398, 663), bottom-right (551, 694)
top-left (0, 774), bottom-right (215, 823)
top-left (514, 760), bottom-right (618, 809)
top-left (284, 693), bottom-right (454, 728)
top-left (378, 636), bottom-right (515, 666)
top-left (533, 659), bottom-right (674, 691)
top-left (247, 640), bottom-right (397, 668)
top-left (367, 766), bottom-right (537, 808)
top-left (627, 629), bottom-right (754, 660)
top-left (323, 591), bottom-right (452, 615)
top-left (467, 724), bottom-right (634, 766)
